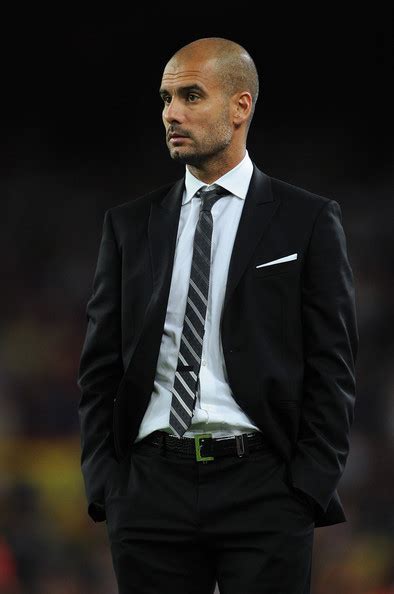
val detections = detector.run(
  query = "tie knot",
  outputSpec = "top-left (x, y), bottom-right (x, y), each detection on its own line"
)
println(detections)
top-left (196, 184), bottom-right (228, 212)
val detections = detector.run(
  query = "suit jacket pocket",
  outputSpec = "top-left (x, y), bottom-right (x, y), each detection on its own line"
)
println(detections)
top-left (253, 259), bottom-right (300, 278)
top-left (277, 463), bottom-right (316, 520)
top-left (292, 488), bottom-right (316, 516)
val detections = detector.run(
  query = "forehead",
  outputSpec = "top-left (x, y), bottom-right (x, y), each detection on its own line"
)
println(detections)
top-left (160, 55), bottom-right (220, 92)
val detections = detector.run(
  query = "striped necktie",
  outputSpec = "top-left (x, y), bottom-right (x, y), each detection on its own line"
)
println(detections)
top-left (169, 184), bottom-right (228, 437)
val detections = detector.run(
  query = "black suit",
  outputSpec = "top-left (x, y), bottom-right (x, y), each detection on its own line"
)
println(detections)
top-left (78, 164), bottom-right (358, 534)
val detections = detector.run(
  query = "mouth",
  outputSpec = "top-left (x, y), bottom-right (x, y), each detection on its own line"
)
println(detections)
top-left (168, 135), bottom-right (189, 147)
top-left (168, 130), bottom-right (190, 142)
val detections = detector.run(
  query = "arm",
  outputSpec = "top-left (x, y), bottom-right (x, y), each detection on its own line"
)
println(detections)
top-left (289, 199), bottom-right (359, 514)
top-left (77, 209), bottom-right (123, 522)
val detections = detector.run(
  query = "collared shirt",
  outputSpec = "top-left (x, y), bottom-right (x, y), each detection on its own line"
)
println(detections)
top-left (135, 150), bottom-right (262, 441)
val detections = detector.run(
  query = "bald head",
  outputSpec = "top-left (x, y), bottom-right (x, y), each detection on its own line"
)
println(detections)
top-left (167, 37), bottom-right (259, 121)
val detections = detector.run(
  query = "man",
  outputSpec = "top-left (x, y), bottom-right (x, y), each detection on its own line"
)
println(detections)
top-left (78, 37), bottom-right (358, 594)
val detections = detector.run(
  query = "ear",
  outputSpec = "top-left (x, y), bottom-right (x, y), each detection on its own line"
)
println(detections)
top-left (232, 91), bottom-right (253, 127)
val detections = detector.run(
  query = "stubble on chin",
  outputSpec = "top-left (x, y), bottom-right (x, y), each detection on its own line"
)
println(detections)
top-left (169, 148), bottom-right (185, 162)
top-left (167, 145), bottom-right (195, 164)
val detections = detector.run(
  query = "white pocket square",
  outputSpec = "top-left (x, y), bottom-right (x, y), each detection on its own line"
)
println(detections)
top-left (255, 253), bottom-right (298, 269)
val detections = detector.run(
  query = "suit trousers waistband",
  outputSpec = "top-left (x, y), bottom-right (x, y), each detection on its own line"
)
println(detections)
top-left (133, 430), bottom-right (267, 460)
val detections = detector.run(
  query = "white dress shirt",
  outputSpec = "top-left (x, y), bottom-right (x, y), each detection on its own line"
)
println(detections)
top-left (135, 150), bottom-right (262, 442)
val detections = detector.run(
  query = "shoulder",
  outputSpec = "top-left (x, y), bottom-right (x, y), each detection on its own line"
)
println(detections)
top-left (111, 181), bottom-right (179, 216)
top-left (270, 173), bottom-right (333, 211)
top-left (103, 179), bottom-right (182, 234)
top-left (253, 164), bottom-right (338, 220)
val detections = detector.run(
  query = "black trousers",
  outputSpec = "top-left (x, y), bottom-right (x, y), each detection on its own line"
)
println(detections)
top-left (104, 435), bottom-right (314, 594)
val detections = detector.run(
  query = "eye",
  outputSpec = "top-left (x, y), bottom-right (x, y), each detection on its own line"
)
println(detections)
top-left (161, 95), bottom-right (171, 105)
top-left (187, 93), bottom-right (199, 102)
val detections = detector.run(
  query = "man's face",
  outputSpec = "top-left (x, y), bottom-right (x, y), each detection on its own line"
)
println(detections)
top-left (160, 55), bottom-right (234, 166)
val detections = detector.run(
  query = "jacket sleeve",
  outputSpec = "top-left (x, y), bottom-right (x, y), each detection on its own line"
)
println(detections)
top-left (289, 199), bottom-right (359, 514)
top-left (77, 208), bottom-right (123, 522)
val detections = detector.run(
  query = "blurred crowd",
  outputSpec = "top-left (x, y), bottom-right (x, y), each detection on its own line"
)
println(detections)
top-left (0, 169), bottom-right (393, 593)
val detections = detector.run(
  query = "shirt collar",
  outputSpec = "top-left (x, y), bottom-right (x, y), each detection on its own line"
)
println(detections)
top-left (182, 150), bottom-right (254, 205)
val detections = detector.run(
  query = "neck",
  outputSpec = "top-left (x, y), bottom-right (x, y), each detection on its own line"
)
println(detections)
top-left (187, 147), bottom-right (246, 185)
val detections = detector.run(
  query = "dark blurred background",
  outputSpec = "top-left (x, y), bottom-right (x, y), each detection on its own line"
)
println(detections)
top-left (1, 10), bottom-right (393, 594)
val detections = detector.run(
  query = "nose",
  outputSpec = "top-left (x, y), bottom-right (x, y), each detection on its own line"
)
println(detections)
top-left (163, 97), bottom-right (184, 125)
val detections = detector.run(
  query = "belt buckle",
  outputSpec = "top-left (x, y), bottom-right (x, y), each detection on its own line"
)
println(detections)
top-left (235, 434), bottom-right (246, 457)
top-left (194, 433), bottom-right (214, 463)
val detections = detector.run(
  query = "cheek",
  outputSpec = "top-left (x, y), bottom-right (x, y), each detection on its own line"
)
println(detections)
top-left (193, 112), bottom-right (216, 131)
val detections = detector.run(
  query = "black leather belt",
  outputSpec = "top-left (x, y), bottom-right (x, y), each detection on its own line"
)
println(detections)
top-left (135, 430), bottom-right (267, 462)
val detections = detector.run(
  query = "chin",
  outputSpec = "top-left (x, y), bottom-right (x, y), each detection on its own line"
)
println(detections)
top-left (171, 150), bottom-right (206, 167)
top-left (170, 149), bottom-right (191, 163)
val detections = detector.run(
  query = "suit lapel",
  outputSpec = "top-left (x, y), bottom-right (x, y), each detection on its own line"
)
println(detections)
top-left (119, 180), bottom-right (184, 389)
top-left (148, 177), bottom-right (184, 293)
top-left (222, 165), bottom-right (279, 315)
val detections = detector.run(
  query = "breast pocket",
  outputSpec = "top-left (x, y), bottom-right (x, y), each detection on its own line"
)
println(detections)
top-left (253, 258), bottom-right (301, 278)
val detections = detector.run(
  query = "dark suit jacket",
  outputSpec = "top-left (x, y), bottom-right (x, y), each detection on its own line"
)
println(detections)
top-left (77, 164), bottom-right (359, 528)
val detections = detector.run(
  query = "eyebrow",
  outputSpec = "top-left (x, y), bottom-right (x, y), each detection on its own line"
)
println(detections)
top-left (159, 84), bottom-right (206, 97)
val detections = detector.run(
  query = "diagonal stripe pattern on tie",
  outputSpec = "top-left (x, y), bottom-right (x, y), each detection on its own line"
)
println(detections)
top-left (169, 184), bottom-right (228, 437)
